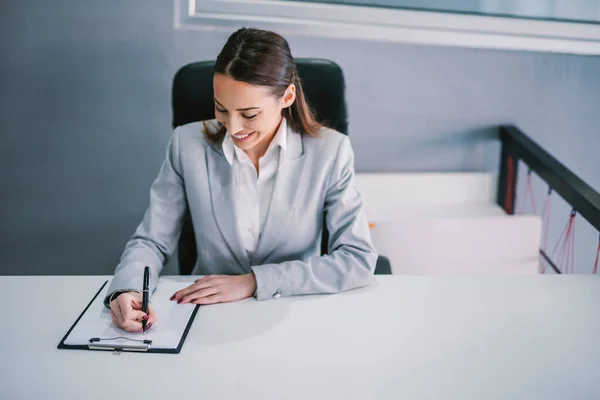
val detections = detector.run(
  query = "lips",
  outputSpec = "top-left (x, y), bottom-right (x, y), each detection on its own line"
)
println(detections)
top-left (232, 131), bottom-right (256, 141)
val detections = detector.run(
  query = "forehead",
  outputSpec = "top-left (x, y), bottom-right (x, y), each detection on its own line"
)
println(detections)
top-left (213, 74), bottom-right (275, 107)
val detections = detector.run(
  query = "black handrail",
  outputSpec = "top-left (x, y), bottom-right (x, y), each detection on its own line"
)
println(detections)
top-left (498, 125), bottom-right (600, 231)
top-left (497, 125), bottom-right (600, 273)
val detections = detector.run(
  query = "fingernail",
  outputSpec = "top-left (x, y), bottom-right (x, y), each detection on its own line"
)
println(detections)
top-left (147, 322), bottom-right (152, 330)
top-left (142, 315), bottom-right (149, 321)
top-left (177, 298), bottom-right (183, 304)
top-left (170, 294), bottom-right (176, 301)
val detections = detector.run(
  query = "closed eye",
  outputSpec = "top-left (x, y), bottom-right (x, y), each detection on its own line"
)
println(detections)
top-left (215, 103), bottom-right (258, 119)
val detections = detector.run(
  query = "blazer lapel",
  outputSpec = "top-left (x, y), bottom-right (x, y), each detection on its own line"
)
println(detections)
top-left (205, 144), bottom-right (250, 270)
top-left (252, 131), bottom-right (306, 266)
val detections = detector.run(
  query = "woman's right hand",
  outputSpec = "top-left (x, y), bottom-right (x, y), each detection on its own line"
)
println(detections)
top-left (109, 291), bottom-right (159, 332)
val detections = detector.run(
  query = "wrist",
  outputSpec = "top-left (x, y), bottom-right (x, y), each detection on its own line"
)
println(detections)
top-left (248, 272), bottom-right (257, 296)
top-left (110, 290), bottom-right (141, 304)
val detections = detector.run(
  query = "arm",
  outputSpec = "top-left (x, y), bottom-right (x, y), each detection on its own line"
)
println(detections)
top-left (251, 136), bottom-right (377, 300)
top-left (104, 127), bottom-right (187, 307)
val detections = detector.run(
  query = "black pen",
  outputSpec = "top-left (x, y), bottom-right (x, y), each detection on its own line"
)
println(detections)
top-left (142, 266), bottom-right (150, 333)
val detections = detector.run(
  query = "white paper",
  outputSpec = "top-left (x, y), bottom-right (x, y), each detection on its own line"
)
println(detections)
top-left (63, 279), bottom-right (197, 350)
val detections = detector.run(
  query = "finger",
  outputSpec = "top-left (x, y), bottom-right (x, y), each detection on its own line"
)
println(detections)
top-left (123, 309), bottom-right (148, 323)
top-left (119, 296), bottom-right (147, 328)
top-left (120, 319), bottom-right (143, 333)
top-left (110, 304), bottom-right (142, 332)
top-left (173, 278), bottom-right (219, 302)
top-left (121, 294), bottom-right (147, 321)
top-left (112, 300), bottom-right (126, 325)
top-left (192, 293), bottom-right (223, 305)
top-left (130, 294), bottom-right (153, 323)
top-left (180, 286), bottom-right (220, 304)
top-left (109, 308), bottom-right (123, 329)
top-left (146, 303), bottom-right (159, 325)
top-left (194, 275), bottom-right (220, 284)
top-left (118, 312), bottom-right (143, 332)
top-left (130, 296), bottom-right (144, 310)
top-left (172, 280), bottom-right (213, 301)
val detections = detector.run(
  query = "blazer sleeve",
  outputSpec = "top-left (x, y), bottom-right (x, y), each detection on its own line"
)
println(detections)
top-left (251, 135), bottom-right (378, 300)
top-left (103, 127), bottom-right (187, 307)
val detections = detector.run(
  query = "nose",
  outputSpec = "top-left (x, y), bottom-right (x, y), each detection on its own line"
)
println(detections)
top-left (225, 115), bottom-right (245, 135)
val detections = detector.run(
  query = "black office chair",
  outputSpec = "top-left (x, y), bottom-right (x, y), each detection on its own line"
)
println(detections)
top-left (170, 58), bottom-right (391, 275)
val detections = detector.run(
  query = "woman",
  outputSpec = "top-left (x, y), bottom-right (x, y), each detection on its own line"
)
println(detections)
top-left (107, 27), bottom-right (377, 332)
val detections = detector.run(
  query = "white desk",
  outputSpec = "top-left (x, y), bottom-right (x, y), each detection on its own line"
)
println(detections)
top-left (1, 275), bottom-right (599, 399)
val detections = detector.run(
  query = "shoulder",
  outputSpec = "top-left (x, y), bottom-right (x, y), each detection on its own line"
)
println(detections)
top-left (174, 118), bottom-right (221, 148)
top-left (166, 120), bottom-right (223, 173)
top-left (301, 125), bottom-right (354, 169)
top-left (302, 125), bottom-right (351, 158)
top-left (298, 125), bottom-right (355, 186)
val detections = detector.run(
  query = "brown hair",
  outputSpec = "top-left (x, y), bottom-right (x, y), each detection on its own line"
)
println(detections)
top-left (205, 27), bottom-right (321, 142)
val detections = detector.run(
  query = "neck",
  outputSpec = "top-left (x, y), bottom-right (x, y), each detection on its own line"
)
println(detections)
top-left (245, 116), bottom-right (283, 167)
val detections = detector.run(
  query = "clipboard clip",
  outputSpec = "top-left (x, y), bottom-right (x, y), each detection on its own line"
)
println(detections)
top-left (88, 337), bottom-right (152, 353)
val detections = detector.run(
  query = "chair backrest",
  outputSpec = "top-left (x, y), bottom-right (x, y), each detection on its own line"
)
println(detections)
top-left (172, 58), bottom-right (348, 133)
top-left (171, 58), bottom-right (348, 274)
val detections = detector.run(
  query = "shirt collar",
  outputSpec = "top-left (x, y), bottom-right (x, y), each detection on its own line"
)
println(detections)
top-left (222, 117), bottom-right (288, 166)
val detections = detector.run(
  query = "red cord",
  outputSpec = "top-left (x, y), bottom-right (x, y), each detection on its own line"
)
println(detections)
top-left (516, 170), bottom-right (536, 215)
top-left (526, 172), bottom-right (536, 215)
top-left (564, 216), bottom-right (575, 274)
top-left (593, 235), bottom-right (599, 275)
top-left (550, 218), bottom-right (570, 272)
top-left (555, 222), bottom-right (570, 273)
top-left (551, 210), bottom-right (576, 273)
top-left (518, 171), bottom-right (536, 215)
top-left (539, 189), bottom-right (552, 274)
top-left (570, 217), bottom-right (576, 274)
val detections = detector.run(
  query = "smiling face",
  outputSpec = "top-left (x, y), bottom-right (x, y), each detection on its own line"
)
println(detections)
top-left (213, 73), bottom-right (295, 159)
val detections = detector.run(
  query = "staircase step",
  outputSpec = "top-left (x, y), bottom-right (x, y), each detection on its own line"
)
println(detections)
top-left (355, 172), bottom-right (500, 220)
top-left (355, 172), bottom-right (542, 275)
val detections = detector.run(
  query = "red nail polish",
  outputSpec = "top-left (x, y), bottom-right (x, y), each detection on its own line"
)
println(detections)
top-left (177, 298), bottom-right (183, 304)
top-left (142, 315), bottom-right (149, 321)
top-left (170, 294), bottom-right (176, 301)
top-left (147, 322), bottom-right (152, 330)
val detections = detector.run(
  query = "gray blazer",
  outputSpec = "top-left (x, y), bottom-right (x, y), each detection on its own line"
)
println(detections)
top-left (105, 119), bottom-right (377, 304)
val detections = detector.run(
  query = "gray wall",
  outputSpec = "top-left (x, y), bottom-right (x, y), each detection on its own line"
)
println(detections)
top-left (297, 0), bottom-right (600, 22)
top-left (1, 0), bottom-right (599, 275)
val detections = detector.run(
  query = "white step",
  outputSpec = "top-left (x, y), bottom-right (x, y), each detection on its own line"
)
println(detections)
top-left (355, 172), bottom-right (502, 220)
top-left (355, 173), bottom-right (542, 275)
top-left (369, 217), bottom-right (542, 275)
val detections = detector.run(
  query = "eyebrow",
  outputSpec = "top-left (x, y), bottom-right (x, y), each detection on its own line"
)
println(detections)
top-left (214, 98), bottom-right (260, 111)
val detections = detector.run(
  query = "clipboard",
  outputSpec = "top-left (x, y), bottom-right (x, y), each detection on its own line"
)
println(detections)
top-left (57, 279), bottom-right (199, 354)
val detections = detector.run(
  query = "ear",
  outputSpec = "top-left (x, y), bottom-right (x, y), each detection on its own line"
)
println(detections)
top-left (281, 84), bottom-right (296, 108)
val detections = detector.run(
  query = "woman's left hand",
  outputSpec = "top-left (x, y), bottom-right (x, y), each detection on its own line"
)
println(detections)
top-left (171, 273), bottom-right (257, 305)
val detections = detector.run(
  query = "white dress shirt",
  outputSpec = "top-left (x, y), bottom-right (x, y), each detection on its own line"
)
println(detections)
top-left (222, 118), bottom-right (288, 258)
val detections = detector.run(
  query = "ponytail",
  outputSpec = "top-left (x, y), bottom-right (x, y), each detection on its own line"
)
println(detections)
top-left (283, 69), bottom-right (322, 136)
